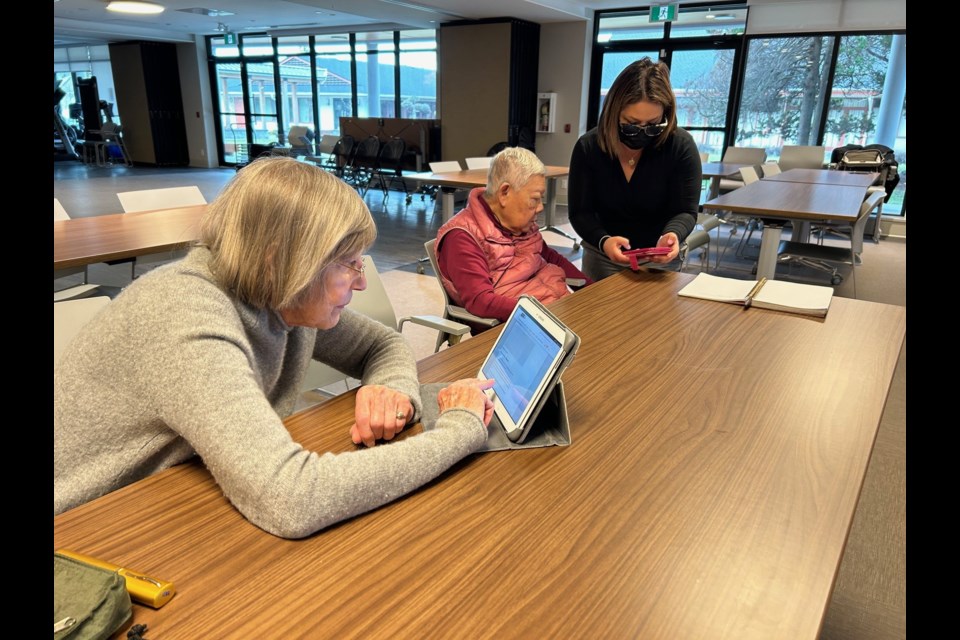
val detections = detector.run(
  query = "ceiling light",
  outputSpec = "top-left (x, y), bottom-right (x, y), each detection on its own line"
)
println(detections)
top-left (106, 1), bottom-right (165, 15)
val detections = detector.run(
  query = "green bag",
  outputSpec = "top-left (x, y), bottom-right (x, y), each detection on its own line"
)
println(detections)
top-left (54, 552), bottom-right (132, 639)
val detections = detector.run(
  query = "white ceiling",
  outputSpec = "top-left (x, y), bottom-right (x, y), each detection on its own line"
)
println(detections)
top-left (53, 0), bottom-right (653, 46)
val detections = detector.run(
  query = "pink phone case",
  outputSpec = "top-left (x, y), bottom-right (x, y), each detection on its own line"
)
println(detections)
top-left (623, 246), bottom-right (671, 270)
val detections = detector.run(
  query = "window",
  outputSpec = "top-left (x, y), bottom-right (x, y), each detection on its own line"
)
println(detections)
top-left (399, 30), bottom-right (437, 119)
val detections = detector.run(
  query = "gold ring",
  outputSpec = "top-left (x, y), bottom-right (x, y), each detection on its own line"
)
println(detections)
top-left (396, 410), bottom-right (406, 420)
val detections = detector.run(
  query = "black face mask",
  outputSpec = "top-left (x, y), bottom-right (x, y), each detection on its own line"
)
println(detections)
top-left (618, 121), bottom-right (666, 150)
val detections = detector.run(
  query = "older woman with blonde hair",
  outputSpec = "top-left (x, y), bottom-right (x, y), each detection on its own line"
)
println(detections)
top-left (54, 157), bottom-right (493, 538)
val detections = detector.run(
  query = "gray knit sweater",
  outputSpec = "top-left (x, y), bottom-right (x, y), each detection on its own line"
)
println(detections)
top-left (54, 248), bottom-right (487, 538)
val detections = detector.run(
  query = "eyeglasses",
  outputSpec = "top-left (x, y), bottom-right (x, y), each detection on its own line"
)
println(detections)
top-left (337, 260), bottom-right (366, 276)
top-left (619, 119), bottom-right (668, 138)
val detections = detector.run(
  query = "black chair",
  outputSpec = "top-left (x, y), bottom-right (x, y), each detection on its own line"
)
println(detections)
top-left (486, 141), bottom-right (510, 156)
top-left (371, 138), bottom-right (410, 201)
top-left (322, 135), bottom-right (355, 179)
top-left (347, 136), bottom-right (381, 195)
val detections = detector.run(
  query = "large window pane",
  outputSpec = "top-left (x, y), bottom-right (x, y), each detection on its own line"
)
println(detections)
top-left (736, 36), bottom-right (836, 159)
top-left (671, 48), bottom-right (735, 160)
top-left (246, 61), bottom-right (278, 116)
top-left (315, 35), bottom-right (353, 135)
top-left (277, 37), bottom-right (314, 137)
top-left (399, 30), bottom-right (437, 119)
top-left (597, 50), bottom-right (659, 114)
top-left (827, 33), bottom-right (906, 215)
top-left (356, 31), bottom-right (396, 118)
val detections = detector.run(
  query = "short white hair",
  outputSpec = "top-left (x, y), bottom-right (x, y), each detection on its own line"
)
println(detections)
top-left (484, 147), bottom-right (546, 198)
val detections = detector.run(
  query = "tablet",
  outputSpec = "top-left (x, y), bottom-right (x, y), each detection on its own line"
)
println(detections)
top-left (477, 296), bottom-right (579, 443)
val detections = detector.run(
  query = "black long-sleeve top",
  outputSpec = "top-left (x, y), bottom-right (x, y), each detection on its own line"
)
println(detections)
top-left (568, 127), bottom-right (702, 250)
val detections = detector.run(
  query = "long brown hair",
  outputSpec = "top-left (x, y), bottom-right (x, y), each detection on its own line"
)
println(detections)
top-left (597, 57), bottom-right (678, 157)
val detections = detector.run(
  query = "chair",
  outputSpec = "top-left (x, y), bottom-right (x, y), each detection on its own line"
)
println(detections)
top-left (486, 142), bottom-right (510, 156)
top-left (116, 186), bottom-right (207, 278)
top-left (464, 157), bottom-right (493, 170)
top-left (717, 165), bottom-right (763, 266)
top-left (54, 296), bottom-right (111, 368)
top-left (321, 135), bottom-right (355, 178)
top-left (300, 255), bottom-right (470, 395)
top-left (346, 136), bottom-right (381, 195)
top-left (370, 137), bottom-right (409, 201)
top-left (89, 122), bottom-right (132, 167)
top-left (679, 229), bottom-right (711, 273)
top-left (776, 190), bottom-right (885, 298)
top-left (424, 239), bottom-right (500, 353)
top-left (778, 145), bottom-right (826, 172)
top-left (307, 134), bottom-right (340, 167)
top-left (761, 162), bottom-right (782, 177)
top-left (286, 126), bottom-right (315, 155)
top-left (717, 147), bottom-right (766, 193)
top-left (54, 199), bottom-right (111, 301)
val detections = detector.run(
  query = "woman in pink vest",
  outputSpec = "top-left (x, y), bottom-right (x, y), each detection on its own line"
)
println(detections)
top-left (436, 147), bottom-right (591, 325)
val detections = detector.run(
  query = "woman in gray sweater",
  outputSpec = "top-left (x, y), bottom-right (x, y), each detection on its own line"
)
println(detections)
top-left (54, 157), bottom-right (493, 538)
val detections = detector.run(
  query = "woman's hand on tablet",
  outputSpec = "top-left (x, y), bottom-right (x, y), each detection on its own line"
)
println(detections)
top-left (351, 385), bottom-right (414, 447)
top-left (438, 379), bottom-right (495, 426)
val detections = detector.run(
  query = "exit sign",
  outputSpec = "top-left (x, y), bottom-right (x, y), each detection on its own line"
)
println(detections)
top-left (224, 32), bottom-right (237, 45)
top-left (649, 4), bottom-right (678, 22)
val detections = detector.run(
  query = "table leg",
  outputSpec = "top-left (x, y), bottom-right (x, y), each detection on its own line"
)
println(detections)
top-left (791, 221), bottom-right (811, 242)
top-left (756, 223), bottom-right (783, 280)
top-left (441, 191), bottom-right (455, 223)
top-left (538, 177), bottom-right (580, 250)
top-left (710, 176), bottom-right (721, 200)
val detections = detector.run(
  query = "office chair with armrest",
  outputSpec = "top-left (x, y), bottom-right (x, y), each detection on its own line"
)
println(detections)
top-left (301, 255), bottom-right (470, 396)
top-left (775, 190), bottom-right (884, 298)
top-left (715, 165), bottom-right (763, 267)
top-left (424, 239), bottom-right (500, 353)
top-left (115, 186), bottom-right (207, 278)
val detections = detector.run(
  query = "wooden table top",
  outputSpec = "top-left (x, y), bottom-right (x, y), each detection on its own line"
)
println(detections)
top-left (700, 161), bottom-right (754, 178)
top-left (53, 269), bottom-right (906, 640)
top-left (54, 205), bottom-right (207, 270)
top-left (409, 165), bottom-right (569, 188)
top-left (702, 180), bottom-right (867, 222)
top-left (765, 168), bottom-right (880, 188)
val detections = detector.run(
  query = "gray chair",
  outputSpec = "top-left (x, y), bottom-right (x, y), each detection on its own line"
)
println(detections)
top-left (718, 147), bottom-right (766, 193)
top-left (680, 229), bottom-right (711, 273)
top-left (54, 296), bottom-right (111, 368)
top-left (776, 190), bottom-right (885, 298)
top-left (778, 145), bottom-right (826, 172)
top-left (424, 239), bottom-right (500, 353)
top-left (761, 162), bottom-right (782, 177)
top-left (718, 165), bottom-right (763, 265)
top-left (116, 186), bottom-right (207, 278)
top-left (301, 255), bottom-right (470, 396)
top-left (54, 198), bottom-right (108, 301)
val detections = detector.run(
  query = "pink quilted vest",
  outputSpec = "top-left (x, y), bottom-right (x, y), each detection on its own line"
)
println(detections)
top-left (436, 188), bottom-right (569, 308)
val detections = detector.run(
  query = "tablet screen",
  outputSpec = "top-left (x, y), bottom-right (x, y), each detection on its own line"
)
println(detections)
top-left (480, 304), bottom-right (564, 429)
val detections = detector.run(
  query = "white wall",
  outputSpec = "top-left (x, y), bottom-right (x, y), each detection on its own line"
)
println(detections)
top-left (538, 19), bottom-right (594, 205)
top-left (177, 37), bottom-right (218, 168)
top-left (746, 0), bottom-right (906, 33)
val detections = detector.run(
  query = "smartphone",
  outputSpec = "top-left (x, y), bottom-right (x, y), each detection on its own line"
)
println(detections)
top-left (623, 246), bottom-right (671, 270)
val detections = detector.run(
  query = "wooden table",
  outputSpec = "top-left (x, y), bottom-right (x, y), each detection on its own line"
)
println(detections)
top-left (409, 166), bottom-right (575, 247)
top-left (765, 168), bottom-right (879, 188)
top-left (702, 181), bottom-right (869, 280)
top-left (701, 161), bottom-right (755, 200)
top-left (54, 205), bottom-right (207, 271)
top-left (54, 269), bottom-right (906, 640)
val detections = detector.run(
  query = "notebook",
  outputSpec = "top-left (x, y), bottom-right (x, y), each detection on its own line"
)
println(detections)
top-left (678, 273), bottom-right (833, 317)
